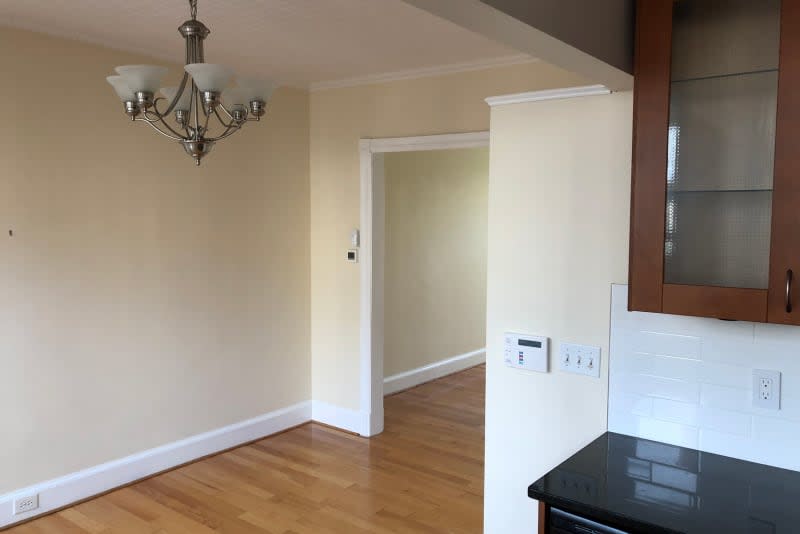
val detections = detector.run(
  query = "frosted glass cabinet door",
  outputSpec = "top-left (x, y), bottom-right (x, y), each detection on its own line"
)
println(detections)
top-left (663, 0), bottom-right (780, 291)
top-left (667, 72), bottom-right (777, 194)
top-left (664, 191), bottom-right (772, 288)
top-left (629, 0), bottom-right (800, 322)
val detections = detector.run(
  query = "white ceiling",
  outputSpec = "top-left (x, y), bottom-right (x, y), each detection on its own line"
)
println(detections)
top-left (0, 0), bottom-right (527, 88)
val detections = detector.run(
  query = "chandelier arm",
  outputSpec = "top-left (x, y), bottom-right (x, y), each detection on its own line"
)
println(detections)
top-left (142, 107), bottom-right (189, 139)
top-left (164, 72), bottom-right (190, 116)
top-left (206, 110), bottom-right (243, 141)
top-left (213, 107), bottom-right (238, 129)
top-left (137, 111), bottom-right (164, 124)
top-left (217, 104), bottom-right (235, 121)
top-left (134, 117), bottom-right (184, 141)
top-left (157, 115), bottom-right (190, 139)
top-left (202, 105), bottom-right (212, 132)
top-left (150, 97), bottom-right (166, 116)
top-left (192, 82), bottom-right (201, 140)
top-left (207, 124), bottom-right (239, 141)
top-left (206, 125), bottom-right (244, 142)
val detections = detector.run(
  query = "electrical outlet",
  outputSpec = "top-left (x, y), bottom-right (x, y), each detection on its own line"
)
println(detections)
top-left (753, 369), bottom-right (781, 410)
top-left (559, 343), bottom-right (601, 378)
top-left (13, 493), bottom-right (39, 515)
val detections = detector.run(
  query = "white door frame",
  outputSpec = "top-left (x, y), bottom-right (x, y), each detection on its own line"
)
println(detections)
top-left (358, 131), bottom-right (490, 436)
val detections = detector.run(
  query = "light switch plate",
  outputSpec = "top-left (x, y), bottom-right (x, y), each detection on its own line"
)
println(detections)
top-left (559, 343), bottom-right (601, 378)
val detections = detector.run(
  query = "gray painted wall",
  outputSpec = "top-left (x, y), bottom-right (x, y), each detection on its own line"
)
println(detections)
top-left (479, 0), bottom-right (634, 73)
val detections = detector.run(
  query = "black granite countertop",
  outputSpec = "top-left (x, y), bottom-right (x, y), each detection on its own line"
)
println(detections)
top-left (529, 432), bottom-right (800, 533)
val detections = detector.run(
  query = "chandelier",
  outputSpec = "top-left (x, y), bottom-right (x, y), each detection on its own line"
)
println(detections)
top-left (105, 0), bottom-right (273, 165)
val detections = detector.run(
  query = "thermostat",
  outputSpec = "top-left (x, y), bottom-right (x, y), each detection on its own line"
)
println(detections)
top-left (504, 332), bottom-right (549, 373)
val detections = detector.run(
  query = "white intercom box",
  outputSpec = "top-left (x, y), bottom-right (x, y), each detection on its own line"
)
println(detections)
top-left (504, 332), bottom-right (549, 373)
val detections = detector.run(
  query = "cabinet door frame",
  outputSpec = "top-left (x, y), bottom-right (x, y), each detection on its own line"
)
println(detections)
top-left (629, 0), bottom-right (672, 314)
top-left (768, 0), bottom-right (800, 326)
top-left (629, 0), bottom-right (775, 322)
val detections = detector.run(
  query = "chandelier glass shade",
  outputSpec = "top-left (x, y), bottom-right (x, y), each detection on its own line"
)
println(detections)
top-left (106, 0), bottom-right (274, 165)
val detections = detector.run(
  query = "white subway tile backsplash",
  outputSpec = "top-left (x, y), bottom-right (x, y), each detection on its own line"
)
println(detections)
top-left (608, 409), bottom-right (641, 437)
top-left (755, 322), bottom-right (800, 346)
top-left (699, 317), bottom-right (755, 344)
top-left (652, 398), bottom-right (699, 426)
top-left (628, 352), bottom-right (701, 381)
top-left (698, 406), bottom-right (751, 437)
top-left (750, 417), bottom-right (800, 472)
top-left (638, 417), bottom-right (699, 449)
top-left (609, 411), bottom-right (699, 449)
top-left (780, 362), bottom-right (800, 385)
top-left (752, 416), bottom-right (800, 444)
top-left (633, 331), bottom-right (702, 359)
top-left (775, 394), bottom-right (800, 422)
top-left (609, 284), bottom-right (800, 472)
top-left (702, 337), bottom-right (756, 367)
top-left (610, 391), bottom-right (653, 417)
top-left (622, 373), bottom-right (700, 404)
top-left (738, 342), bottom-right (800, 377)
top-left (697, 361), bottom-right (751, 389)
top-left (700, 383), bottom-right (751, 412)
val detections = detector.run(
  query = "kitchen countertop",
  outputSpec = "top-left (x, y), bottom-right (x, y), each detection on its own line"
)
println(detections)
top-left (529, 432), bottom-right (800, 533)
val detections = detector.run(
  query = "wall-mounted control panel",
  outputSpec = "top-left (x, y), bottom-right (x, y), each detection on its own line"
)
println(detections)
top-left (559, 343), bottom-right (601, 378)
top-left (504, 332), bottom-right (549, 373)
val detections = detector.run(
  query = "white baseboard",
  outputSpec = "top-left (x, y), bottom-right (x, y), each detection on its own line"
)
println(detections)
top-left (311, 400), bottom-right (369, 435)
top-left (0, 352), bottom-right (485, 528)
top-left (383, 348), bottom-right (486, 396)
top-left (0, 401), bottom-right (312, 529)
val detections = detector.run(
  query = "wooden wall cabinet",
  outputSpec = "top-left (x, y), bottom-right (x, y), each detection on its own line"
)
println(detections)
top-left (629, 0), bottom-right (800, 325)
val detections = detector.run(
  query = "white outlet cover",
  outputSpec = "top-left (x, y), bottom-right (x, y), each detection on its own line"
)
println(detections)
top-left (559, 343), bottom-right (601, 378)
top-left (13, 493), bottom-right (39, 515)
top-left (753, 369), bottom-right (781, 410)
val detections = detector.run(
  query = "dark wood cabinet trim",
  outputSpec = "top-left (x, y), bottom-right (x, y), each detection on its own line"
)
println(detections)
top-left (628, 0), bottom-right (673, 313)
top-left (768, 0), bottom-right (800, 325)
top-left (662, 284), bottom-right (768, 322)
top-left (538, 501), bottom-right (549, 534)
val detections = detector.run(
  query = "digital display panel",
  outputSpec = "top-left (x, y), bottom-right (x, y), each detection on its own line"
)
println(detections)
top-left (518, 339), bottom-right (542, 348)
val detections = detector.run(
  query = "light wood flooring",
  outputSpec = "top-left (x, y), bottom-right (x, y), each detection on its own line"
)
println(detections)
top-left (7, 365), bottom-right (485, 533)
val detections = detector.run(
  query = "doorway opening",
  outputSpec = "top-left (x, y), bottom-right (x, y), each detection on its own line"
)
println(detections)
top-left (359, 132), bottom-right (490, 436)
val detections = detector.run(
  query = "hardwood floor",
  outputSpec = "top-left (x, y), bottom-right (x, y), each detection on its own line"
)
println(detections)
top-left (7, 365), bottom-right (485, 533)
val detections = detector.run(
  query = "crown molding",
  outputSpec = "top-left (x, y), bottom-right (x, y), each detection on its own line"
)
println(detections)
top-left (485, 84), bottom-right (610, 107)
top-left (310, 54), bottom-right (538, 92)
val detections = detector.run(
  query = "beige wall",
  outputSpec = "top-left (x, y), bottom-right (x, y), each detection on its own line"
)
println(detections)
top-left (310, 63), bottom-right (588, 410)
top-left (483, 92), bottom-right (632, 532)
top-left (0, 28), bottom-right (310, 494)
top-left (383, 148), bottom-right (489, 378)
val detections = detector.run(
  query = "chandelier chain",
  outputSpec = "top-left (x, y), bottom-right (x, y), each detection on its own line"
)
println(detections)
top-left (189, 0), bottom-right (198, 20)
